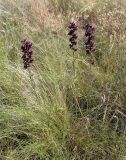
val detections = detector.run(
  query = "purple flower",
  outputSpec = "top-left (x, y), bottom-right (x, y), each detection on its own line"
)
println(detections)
top-left (21, 39), bottom-right (33, 69)
top-left (84, 20), bottom-right (95, 54)
top-left (68, 22), bottom-right (78, 52)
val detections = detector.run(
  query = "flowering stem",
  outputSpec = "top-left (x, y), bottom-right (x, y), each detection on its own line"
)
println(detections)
top-left (72, 51), bottom-right (76, 78)
top-left (27, 68), bottom-right (40, 102)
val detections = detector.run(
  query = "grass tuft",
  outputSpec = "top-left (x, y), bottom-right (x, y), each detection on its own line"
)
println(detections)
top-left (0, 0), bottom-right (126, 159)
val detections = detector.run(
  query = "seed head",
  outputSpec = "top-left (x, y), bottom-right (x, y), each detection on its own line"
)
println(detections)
top-left (21, 39), bottom-right (33, 69)
top-left (84, 20), bottom-right (95, 54)
top-left (68, 22), bottom-right (78, 52)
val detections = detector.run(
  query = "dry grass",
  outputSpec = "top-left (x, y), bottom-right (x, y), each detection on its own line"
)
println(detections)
top-left (29, 0), bottom-right (64, 32)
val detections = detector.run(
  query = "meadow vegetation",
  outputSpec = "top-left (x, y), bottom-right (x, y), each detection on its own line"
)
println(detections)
top-left (0, 0), bottom-right (126, 159)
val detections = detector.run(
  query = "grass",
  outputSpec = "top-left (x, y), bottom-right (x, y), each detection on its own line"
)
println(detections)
top-left (0, 0), bottom-right (126, 159)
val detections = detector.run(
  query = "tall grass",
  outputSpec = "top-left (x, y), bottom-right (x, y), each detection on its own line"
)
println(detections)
top-left (0, 0), bottom-right (126, 159)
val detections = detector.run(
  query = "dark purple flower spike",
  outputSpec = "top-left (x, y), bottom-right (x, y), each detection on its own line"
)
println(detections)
top-left (84, 20), bottom-right (95, 54)
top-left (68, 22), bottom-right (78, 52)
top-left (21, 39), bottom-right (34, 69)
